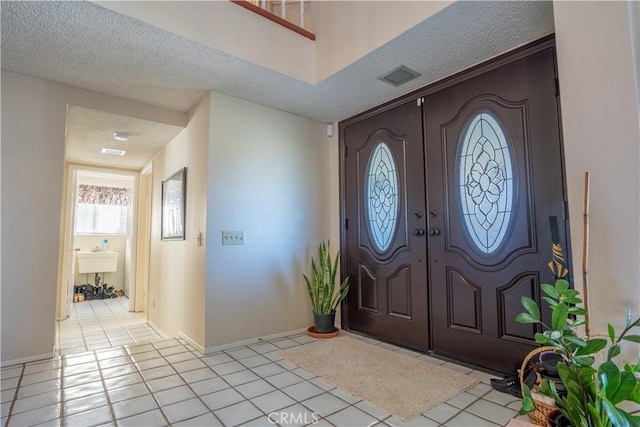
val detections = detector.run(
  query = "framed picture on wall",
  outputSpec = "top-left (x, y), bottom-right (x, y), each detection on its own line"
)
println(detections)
top-left (161, 167), bottom-right (187, 240)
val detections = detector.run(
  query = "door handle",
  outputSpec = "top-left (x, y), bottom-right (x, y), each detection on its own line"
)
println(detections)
top-left (412, 228), bottom-right (425, 236)
top-left (428, 228), bottom-right (441, 236)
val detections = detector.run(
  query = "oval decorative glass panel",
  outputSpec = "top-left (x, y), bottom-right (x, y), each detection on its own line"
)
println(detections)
top-left (365, 142), bottom-right (399, 252)
top-left (458, 111), bottom-right (514, 254)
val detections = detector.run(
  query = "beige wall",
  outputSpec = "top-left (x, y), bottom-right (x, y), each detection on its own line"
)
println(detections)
top-left (0, 71), bottom-right (186, 365)
top-left (554, 2), bottom-right (640, 337)
top-left (205, 92), bottom-right (329, 349)
top-left (313, 1), bottom-right (451, 81)
top-left (96, 1), bottom-right (315, 84)
top-left (96, 0), bottom-right (451, 85)
top-left (147, 94), bottom-right (210, 349)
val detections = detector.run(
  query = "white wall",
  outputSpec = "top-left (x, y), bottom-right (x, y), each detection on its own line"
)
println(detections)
top-left (96, 0), bottom-right (452, 85)
top-left (205, 92), bottom-right (330, 349)
top-left (0, 71), bottom-right (186, 365)
top-left (95, 1), bottom-right (315, 84)
top-left (147, 94), bottom-right (210, 349)
top-left (554, 2), bottom-right (640, 337)
top-left (313, 1), bottom-right (451, 81)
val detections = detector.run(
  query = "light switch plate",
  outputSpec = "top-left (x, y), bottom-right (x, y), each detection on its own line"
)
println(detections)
top-left (222, 230), bottom-right (245, 245)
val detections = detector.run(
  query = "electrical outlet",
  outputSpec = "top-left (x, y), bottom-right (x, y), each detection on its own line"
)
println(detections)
top-left (222, 230), bottom-right (246, 245)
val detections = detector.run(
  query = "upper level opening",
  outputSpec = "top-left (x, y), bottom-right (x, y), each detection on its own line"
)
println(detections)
top-left (232, 0), bottom-right (315, 40)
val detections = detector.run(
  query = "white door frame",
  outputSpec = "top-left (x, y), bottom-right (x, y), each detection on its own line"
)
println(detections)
top-left (133, 163), bottom-right (152, 312)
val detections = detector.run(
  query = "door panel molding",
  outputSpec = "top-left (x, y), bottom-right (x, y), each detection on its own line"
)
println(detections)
top-left (497, 272), bottom-right (540, 344)
top-left (387, 265), bottom-right (412, 320)
top-left (446, 268), bottom-right (482, 334)
top-left (358, 263), bottom-right (378, 313)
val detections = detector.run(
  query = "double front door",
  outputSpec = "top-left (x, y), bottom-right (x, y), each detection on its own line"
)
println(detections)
top-left (341, 44), bottom-right (568, 372)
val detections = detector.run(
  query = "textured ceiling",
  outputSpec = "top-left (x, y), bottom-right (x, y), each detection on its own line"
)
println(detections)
top-left (65, 106), bottom-right (184, 169)
top-left (1, 1), bottom-right (555, 124)
top-left (2, 1), bottom-right (554, 169)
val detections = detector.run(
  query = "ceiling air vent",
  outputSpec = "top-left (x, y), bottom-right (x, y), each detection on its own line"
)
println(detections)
top-left (378, 65), bottom-right (421, 87)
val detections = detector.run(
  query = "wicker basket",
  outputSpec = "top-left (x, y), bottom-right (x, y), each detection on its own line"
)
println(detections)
top-left (520, 346), bottom-right (558, 426)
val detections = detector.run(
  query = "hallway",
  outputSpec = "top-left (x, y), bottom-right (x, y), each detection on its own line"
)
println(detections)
top-left (56, 298), bottom-right (162, 357)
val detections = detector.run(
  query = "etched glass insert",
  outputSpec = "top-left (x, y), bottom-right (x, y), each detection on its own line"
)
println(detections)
top-left (458, 111), bottom-right (513, 254)
top-left (365, 142), bottom-right (399, 251)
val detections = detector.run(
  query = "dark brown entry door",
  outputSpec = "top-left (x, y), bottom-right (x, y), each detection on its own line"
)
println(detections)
top-left (424, 48), bottom-right (566, 372)
top-left (343, 100), bottom-right (429, 351)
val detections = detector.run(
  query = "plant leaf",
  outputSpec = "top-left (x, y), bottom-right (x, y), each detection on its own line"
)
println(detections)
top-left (600, 361), bottom-right (621, 395)
top-left (516, 313), bottom-right (539, 324)
top-left (556, 279), bottom-right (570, 292)
top-left (623, 335), bottom-right (640, 344)
top-left (521, 296), bottom-right (540, 320)
top-left (542, 283), bottom-right (559, 298)
top-left (621, 411), bottom-right (640, 427)
top-left (552, 303), bottom-right (569, 331)
top-left (534, 332), bottom-right (550, 344)
top-left (575, 338), bottom-right (608, 356)
top-left (608, 344), bottom-right (621, 360)
top-left (630, 383), bottom-right (640, 404)
top-left (519, 387), bottom-right (535, 414)
top-left (564, 335), bottom-right (587, 348)
top-left (609, 323), bottom-right (617, 343)
top-left (601, 397), bottom-right (629, 427)
top-left (573, 356), bottom-right (595, 366)
top-left (568, 307), bottom-right (587, 316)
top-left (603, 368), bottom-right (637, 404)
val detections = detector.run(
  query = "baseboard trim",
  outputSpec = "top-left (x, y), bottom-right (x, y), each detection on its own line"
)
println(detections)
top-left (203, 327), bottom-right (308, 355)
top-left (146, 320), bottom-right (169, 339)
top-left (1, 352), bottom-right (54, 368)
top-left (178, 331), bottom-right (205, 354)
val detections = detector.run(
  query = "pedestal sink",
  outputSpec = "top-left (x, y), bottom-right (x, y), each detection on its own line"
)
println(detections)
top-left (76, 251), bottom-right (119, 273)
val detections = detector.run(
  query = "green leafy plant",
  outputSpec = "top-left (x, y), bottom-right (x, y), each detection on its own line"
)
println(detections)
top-left (517, 279), bottom-right (640, 427)
top-left (303, 241), bottom-right (349, 314)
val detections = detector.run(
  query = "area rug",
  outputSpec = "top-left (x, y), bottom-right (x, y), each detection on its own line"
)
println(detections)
top-left (280, 336), bottom-right (478, 421)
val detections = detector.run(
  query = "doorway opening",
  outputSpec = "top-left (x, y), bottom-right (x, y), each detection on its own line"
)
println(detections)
top-left (56, 166), bottom-right (160, 356)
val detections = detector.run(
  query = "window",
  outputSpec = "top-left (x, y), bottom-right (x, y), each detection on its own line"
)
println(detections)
top-left (75, 184), bottom-right (131, 235)
top-left (458, 111), bottom-right (513, 254)
top-left (365, 142), bottom-right (399, 252)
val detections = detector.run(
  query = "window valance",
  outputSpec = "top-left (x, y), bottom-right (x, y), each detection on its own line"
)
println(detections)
top-left (77, 184), bottom-right (131, 206)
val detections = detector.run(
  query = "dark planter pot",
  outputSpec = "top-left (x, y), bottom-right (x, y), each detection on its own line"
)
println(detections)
top-left (547, 409), bottom-right (573, 427)
top-left (313, 311), bottom-right (336, 333)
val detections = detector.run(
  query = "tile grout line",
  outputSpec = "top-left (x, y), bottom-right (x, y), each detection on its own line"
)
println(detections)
top-left (7, 326), bottom-right (520, 427)
top-left (93, 347), bottom-right (119, 427)
top-left (152, 338), bottom-right (224, 426)
top-left (3, 363), bottom-right (25, 427)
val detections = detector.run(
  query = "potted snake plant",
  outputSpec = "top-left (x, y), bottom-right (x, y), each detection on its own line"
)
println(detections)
top-left (303, 241), bottom-right (349, 334)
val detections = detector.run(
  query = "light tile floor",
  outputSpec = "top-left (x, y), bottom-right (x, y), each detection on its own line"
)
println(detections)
top-left (56, 298), bottom-right (163, 356)
top-left (2, 325), bottom-right (533, 427)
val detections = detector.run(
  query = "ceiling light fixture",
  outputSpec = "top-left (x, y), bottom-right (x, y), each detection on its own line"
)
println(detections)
top-left (101, 147), bottom-right (127, 156)
top-left (113, 132), bottom-right (129, 142)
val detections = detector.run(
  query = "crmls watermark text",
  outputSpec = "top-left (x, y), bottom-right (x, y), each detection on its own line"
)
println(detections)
top-left (267, 411), bottom-right (320, 425)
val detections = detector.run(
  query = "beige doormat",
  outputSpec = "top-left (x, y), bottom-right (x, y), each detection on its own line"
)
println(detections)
top-left (280, 336), bottom-right (479, 421)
